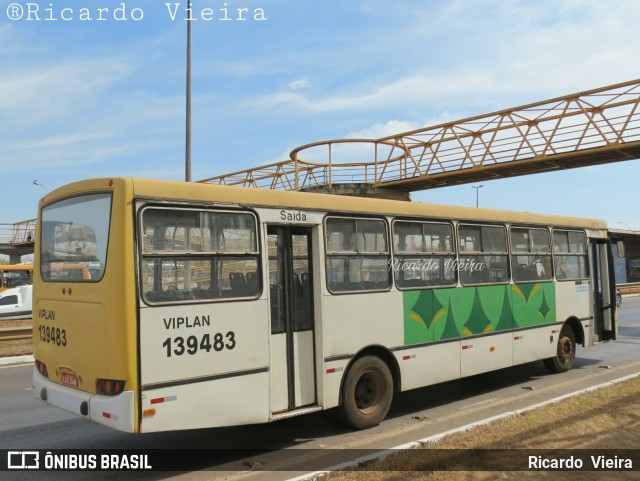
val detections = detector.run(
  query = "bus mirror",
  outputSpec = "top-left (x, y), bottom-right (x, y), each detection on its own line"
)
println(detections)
top-left (617, 240), bottom-right (625, 258)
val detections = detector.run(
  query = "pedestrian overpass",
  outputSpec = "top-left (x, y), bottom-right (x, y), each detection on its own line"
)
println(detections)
top-left (0, 219), bottom-right (36, 264)
top-left (199, 78), bottom-right (640, 198)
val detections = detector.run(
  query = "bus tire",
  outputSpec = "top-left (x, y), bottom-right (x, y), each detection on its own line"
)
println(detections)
top-left (341, 355), bottom-right (393, 429)
top-left (543, 325), bottom-right (576, 373)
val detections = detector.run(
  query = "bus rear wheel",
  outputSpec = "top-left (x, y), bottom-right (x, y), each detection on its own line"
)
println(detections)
top-left (341, 355), bottom-right (393, 429)
top-left (543, 325), bottom-right (576, 373)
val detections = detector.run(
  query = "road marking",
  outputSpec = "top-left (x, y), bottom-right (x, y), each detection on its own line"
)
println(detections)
top-left (0, 355), bottom-right (34, 367)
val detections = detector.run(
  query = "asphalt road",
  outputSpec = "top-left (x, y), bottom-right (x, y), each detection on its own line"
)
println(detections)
top-left (2, 297), bottom-right (640, 480)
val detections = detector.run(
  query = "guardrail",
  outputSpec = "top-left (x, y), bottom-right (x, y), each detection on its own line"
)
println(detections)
top-left (0, 327), bottom-right (32, 342)
top-left (0, 219), bottom-right (36, 245)
top-left (617, 282), bottom-right (640, 295)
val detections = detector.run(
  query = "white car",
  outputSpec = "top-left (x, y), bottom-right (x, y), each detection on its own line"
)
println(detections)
top-left (0, 285), bottom-right (32, 320)
top-left (617, 289), bottom-right (622, 308)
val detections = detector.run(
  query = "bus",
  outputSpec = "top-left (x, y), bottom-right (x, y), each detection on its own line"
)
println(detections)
top-left (32, 178), bottom-right (617, 433)
top-left (0, 264), bottom-right (33, 292)
top-left (49, 263), bottom-right (92, 281)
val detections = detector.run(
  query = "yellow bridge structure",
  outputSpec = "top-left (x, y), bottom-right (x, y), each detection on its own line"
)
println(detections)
top-left (198, 78), bottom-right (640, 197)
top-left (0, 219), bottom-right (36, 263)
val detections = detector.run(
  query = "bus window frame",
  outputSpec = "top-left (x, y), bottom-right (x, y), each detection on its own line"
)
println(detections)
top-left (509, 226), bottom-right (553, 283)
top-left (552, 228), bottom-right (589, 281)
top-left (457, 222), bottom-right (510, 286)
top-left (137, 204), bottom-right (262, 305)
top-left (324, 215), bottom-right (392, 294)
top-left (391, 218), bottom-right (457, 290)
top-left (39, 191), bottom-right (113, 284)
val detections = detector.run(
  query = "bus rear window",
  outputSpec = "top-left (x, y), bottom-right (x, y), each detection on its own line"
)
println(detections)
top-left (40, 193), bottom-right (112, 283)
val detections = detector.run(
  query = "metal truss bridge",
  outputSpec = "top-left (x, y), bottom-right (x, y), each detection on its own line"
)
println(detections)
top-left (198, 79), bottom-right (640, 194)
top-left (0, 219), bottom-right (36, 263)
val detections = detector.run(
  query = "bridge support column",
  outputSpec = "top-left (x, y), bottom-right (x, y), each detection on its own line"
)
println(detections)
top-left (9, 254), bottom-right (22, 264)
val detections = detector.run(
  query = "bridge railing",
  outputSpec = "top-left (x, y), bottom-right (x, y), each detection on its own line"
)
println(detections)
top-left (198, 78), bottom-right (640, 191)
top-left (0, 219), bottom-right (37, 246)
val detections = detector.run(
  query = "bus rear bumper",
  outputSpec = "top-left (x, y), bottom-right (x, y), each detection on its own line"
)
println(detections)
top-left (33, 369), bottom-right (136, 433)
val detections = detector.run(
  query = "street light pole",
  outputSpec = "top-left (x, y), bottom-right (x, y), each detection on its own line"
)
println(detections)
top-left (185, 0), bottom-right (192, 182)
top-left (472, 185), bottom-right (483, 208)
top-left (33, 180), bottom-right (48, 192)
top-left (618, 222), bottom-right (633, 230)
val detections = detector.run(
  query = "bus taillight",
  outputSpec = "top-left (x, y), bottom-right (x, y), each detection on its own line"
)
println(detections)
top-left (35, 360), bottom-right (48, 378)
top-left (96, 378), bottom-right (126, 396)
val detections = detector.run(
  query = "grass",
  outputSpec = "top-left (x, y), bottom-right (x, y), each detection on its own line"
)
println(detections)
top-left (0, 318), bottom-right (32, 357)
top-left (323, 376), bottom-right (640, 481)
top-left (0, 339), bottom-right (32, 357)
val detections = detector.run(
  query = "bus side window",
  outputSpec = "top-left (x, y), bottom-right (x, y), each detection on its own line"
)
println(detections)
top-left (553, 230), bottom-right (588, 281)
top-left (489, 257), bottom-right (509, 282)
top-left (140, 208), bottom-right (260, 304)
top-left (300, 272), bottom-right (311, 322)
top-left (270, 284), bottom-right (285, 333)
top-left (459, 224), bottom-right (508, 286)
top-left (246, 271), bottom-right (259, 293)
top-left (229, 272), bottom-right (248, 296)
top-left (146, 290), bottom-right (171, 302)
top-left (511, 227), bottom-right (553, 283)
top-left (325, 217), bottom-right (391, 293)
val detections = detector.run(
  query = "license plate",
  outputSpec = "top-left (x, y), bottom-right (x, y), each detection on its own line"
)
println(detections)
top-left (61, 372), bottom-right (78, 388)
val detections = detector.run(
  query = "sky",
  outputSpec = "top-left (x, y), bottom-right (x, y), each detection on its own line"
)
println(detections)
top-left (1, 0), bottom-right (640, 231)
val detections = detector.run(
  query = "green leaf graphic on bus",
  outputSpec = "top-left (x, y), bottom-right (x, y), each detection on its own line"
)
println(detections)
top-left (512, 283), bottom-right (556, 327)
top-left (403, 282), bottom-right (555, 345)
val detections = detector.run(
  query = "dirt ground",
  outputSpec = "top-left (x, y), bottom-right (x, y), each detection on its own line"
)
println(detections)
top-left (0, 319), bottom-right (32, 357)
top-left (324, 376), bottom-right (640, 481)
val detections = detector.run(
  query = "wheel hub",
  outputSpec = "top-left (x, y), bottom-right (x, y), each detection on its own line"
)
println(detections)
top-left (354, 370), bottom-right (383, 414)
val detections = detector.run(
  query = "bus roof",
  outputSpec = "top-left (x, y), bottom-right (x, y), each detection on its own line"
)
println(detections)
top-left (41, 177), bottom-right (608, 230)
top-left (0, 264), bottom-right (33, 271)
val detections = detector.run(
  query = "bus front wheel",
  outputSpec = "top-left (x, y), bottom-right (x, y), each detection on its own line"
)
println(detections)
top-left (543, 325), bottom-right (576, 373)
top-left (341, 355), bottom-right (393, 429)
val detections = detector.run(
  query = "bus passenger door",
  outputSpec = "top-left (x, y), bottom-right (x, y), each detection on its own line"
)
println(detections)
top-left (267, 226), bottom-right (316, 414)
top-left (591, 239), bottom-right (617, 341)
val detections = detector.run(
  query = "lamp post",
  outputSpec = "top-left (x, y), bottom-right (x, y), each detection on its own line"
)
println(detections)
top-left (185, 0), bottom-right (192, 182)
top-left (472, 185), bottom-right (483, 208)
top-left (33, 180), bottom-right (48, 192)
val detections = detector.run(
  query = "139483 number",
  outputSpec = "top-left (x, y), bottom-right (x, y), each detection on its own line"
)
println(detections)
top-left (38, 325), bottom-right (67, 347)
top-left (162, 331), bottom-right (236, 358)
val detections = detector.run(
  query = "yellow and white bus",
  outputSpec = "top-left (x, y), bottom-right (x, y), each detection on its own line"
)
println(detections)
top-left (0, 264), bottom-right (33, 292)
top-left (32, 178), bottom-right (617, 433)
